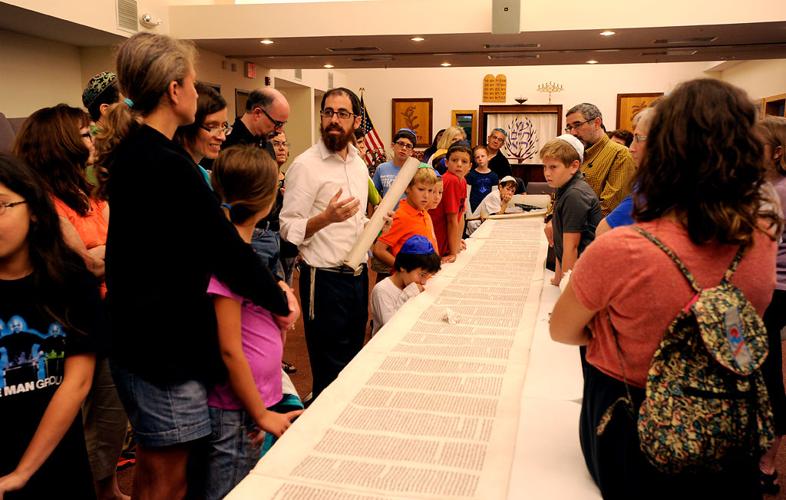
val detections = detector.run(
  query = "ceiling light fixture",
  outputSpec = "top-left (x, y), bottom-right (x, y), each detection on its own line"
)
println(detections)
top-left (260, 39), bottom-right (274, 45)
top-left (586, 59), bottom-right (599, 64)
top-left (441, 62), bottom-right (452, 67)
top-left (323, 64), bottom-right (334, 69)
top-left (411, 36), bottom-right (425, 42)
top-left (600, 30), bottom-right (616, 37)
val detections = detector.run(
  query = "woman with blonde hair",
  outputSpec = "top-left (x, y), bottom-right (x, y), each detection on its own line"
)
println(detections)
top-left (429, 125), bottom-right (466, 173)
top-left (96, 32), bottom-right (296, 498)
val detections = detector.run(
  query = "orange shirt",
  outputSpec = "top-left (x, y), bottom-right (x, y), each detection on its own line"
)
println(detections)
top-left (53, 196), bottom-right (108, 296)
top-left (53, 197), bottom-right (109, 250)
top-left (378, 199), bottom-right (438, 256)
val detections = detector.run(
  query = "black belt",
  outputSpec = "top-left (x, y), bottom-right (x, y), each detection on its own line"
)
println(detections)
top-left (300, 262), bottom-right (366, 277)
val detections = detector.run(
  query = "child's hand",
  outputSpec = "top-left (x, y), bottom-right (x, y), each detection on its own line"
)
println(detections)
top-left (0, 470), bottom-right (30, 497)
top-left (273, 282), bottom-right (300, 331)
top-left (544, 220), bottom-right (554, 247)
top-left (416, 283), bottom-right (425, 292)
top-left (381, 210), bottom-right (395, 234)
top-left (441, 255), bottom-right (456, 264)
top-left (256, 409), bottom-right (304, 440)
top-left (459, 240), bottom-right (467, 251)
top-left (550, 274), bottom-right (562, 286)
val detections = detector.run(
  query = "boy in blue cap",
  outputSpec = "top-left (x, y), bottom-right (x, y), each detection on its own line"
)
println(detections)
top-left (371, 235), bottom-right (441, 335)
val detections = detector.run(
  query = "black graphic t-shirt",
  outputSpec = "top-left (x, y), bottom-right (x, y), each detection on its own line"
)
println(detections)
top-left (0, 272), bottom-right (99, 499)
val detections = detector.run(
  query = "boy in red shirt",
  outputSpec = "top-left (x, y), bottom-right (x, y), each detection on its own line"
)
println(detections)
top-left (429, 144), bottom-right (471, 263)
top-left (373, 166), bottom-right (439, 271)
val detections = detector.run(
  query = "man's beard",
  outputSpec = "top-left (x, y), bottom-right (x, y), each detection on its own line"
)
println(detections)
top-left (321, 123), bottom-right (353, 152)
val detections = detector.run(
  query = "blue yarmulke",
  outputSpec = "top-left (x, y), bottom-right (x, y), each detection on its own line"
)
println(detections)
top-left (399, 235), bottom-right (435, 255)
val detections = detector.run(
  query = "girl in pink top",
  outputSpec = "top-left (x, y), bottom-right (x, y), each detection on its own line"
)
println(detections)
top-left (550, 79), bottom-right (780, 499)
top-left (205, 145), bottom-right (301, 500)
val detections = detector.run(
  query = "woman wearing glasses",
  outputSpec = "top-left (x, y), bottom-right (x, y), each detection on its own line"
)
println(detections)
top-left (176, 82), bottom-right (231, 186)
top-left (13, 105), bottom-right (128, 500)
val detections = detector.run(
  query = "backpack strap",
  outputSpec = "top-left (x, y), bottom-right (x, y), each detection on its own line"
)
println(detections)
top-left (721, 246), bottom-right (746, 284)
top-left (631, 227), bottom-right (701, 294)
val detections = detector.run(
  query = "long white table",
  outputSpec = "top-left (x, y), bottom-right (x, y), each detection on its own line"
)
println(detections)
top-left (227, 218), bottom-right (600, 499)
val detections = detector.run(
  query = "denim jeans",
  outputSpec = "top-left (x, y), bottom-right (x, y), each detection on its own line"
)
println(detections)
top-left (204, 408), bottom-right (259, 500)
top-left (251, 228), bottom-right (284, 280)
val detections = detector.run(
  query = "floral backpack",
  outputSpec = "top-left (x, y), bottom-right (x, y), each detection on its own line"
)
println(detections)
top-left (600, 227), bottom-right (774, 474)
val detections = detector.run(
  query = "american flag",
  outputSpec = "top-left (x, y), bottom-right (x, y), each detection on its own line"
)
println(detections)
top-left (358, 94), bottom-right (386, 167)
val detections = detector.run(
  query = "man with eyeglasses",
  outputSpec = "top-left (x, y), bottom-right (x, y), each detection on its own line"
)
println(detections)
top-left (224, 87), bottom-right (290, 152)
top-left (280, 87), bottom-right (370, 401)
top-left (372, 128), bottom-right (417, 198)
top-left (486, 128), bottom-right (513, 179)
top-left (564, 103), bottom-right (635, 216)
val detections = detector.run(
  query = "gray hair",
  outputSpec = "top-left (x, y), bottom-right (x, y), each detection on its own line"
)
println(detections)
top-left (491, 127), bottom-right (508, 137)
top-left (567, 103), bottom-right (602, 122)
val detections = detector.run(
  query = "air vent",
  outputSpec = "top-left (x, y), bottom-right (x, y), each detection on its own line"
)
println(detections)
top-left (349, 55), bottom-right (394, 62)
top-left (326, 47), bottom-right (381, 53)
top-left (327, 72), bottom-right (334, 89)
top-left (487, 53), bottom-right (540, 60)
top-left (653, 36), bottom-right (717, 44)
top-left (484, 42), bottom-right (540, 49)
top-left (117, 0), bottom-right (138, 32)
top-left (642, 49), bottom-right (699, 56)
top-left (294, 68), bottom-right (302, 79)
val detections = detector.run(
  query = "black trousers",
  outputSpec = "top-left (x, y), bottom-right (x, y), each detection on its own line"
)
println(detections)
top-left (299, 265), bottom-right (368, 399)
top-left (579, 363), bottom-right (761, 500)
top-left (762, 288), bottom-right (786, 435)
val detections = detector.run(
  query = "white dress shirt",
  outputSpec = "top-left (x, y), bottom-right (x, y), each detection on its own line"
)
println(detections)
top-left (280, 139), bottom-right (369, 268)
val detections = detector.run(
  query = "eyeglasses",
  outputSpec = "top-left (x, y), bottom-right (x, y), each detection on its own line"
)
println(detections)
top-left (256, 107), bottom-right (286, 129)
top-left (321, 108), bottom-right (354, 120)
top-left (200, 123), bottom-right (233, 136)
top-left (633, 134), bottom-right (647, 143)
top-left (0, 200), bottom-right (26, 216)
top-left (394, 141), bottom-right (414, 150)
top-left (564, 119), bottom-right (593, 132)
top-left (271, 141), bottom-right (290, 148)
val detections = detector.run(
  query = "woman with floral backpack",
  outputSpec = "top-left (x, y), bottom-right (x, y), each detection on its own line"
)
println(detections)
top-left (550, 78), bottom-right (781, 499)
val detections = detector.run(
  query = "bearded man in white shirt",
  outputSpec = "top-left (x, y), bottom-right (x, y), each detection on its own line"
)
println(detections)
top-left (280, 87), bottom-right (369, 399)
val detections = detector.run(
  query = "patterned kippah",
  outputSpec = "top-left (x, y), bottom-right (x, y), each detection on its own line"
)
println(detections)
top-left (82, 71), bottom-right (117, 108)
top-left (399, 235), bottom-right (435, 255)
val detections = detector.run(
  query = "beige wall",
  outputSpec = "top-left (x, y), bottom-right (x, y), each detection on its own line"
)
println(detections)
top-left (338, 62), bottom-right (716, 148)
top-left (0, 30), bottom-right (84, 117)
top-left (720, 59), bottom-right (786, 101)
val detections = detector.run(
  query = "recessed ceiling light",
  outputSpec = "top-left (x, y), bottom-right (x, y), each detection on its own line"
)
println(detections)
top-left (411, 36), bottom-right (425, 42)
top-left (260, 39), bottom-right (274, 45)
top-left (323, 64), bottom-right (334, 69)
top-left (441, 62), bottom-right (451, 67)
top-left (600, 30), bottom-right (616, 37)
top-left (586, 59), bottom-right (599, 64)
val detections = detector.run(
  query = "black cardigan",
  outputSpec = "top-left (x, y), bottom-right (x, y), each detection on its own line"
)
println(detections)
top-left (105, 125), bottom-right (288, 383)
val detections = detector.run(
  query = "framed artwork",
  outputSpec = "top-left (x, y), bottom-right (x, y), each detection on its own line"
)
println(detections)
top-left (451, 110), bottom-right (478, 147)
top-left (616, 93), bottom-right (663, 131)
top-left (479, 104), bottom-right (563, 183)
top-left (235, 89), bottom-right (251, 118)
top-left (391, 98), bottom-right (433, 148)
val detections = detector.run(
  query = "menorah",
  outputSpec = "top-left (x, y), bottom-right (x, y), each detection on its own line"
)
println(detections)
top-left (537, 81), bottom-right (564, 104)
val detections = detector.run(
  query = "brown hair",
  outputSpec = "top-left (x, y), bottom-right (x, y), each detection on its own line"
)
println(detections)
top-left (473, 144), bottom-right (488, 156)
top-left (95, 32), bottom-right (197, 199)
top-left (211, 145), bottom-right (279, 224)
top-left (175, 82), bottom-right (227, 152)
top-left (633, 78), bottom-right (771, 246)
top-left (13, 104), bottom-right (93, 215)
top-left (539, 138), bottom-right (581, 166)
top-left (446, 144), bottom-right (472, 162)
top-left (757, 116), bottom-right (786, 176)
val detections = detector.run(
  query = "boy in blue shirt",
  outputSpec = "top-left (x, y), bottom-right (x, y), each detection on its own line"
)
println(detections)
top-left (372, 128), bottom-right (417, 197)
